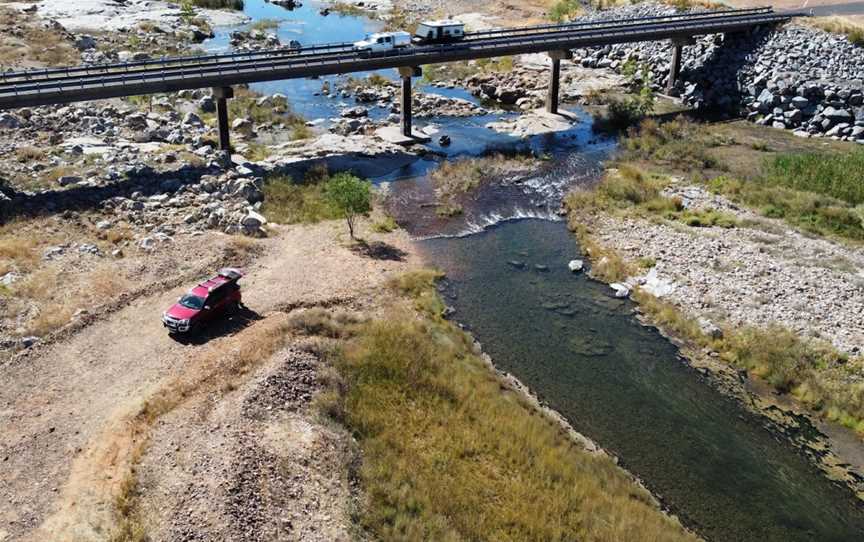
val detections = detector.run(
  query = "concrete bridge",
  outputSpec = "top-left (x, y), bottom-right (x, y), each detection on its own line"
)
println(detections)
top-left (0, 7), bottom-right (798, 151)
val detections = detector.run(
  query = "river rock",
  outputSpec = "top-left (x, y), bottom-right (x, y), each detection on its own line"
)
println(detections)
top-left (568, 259), bottom-right (584, 273)
top-left (610, 283), bottom-right (630, 298)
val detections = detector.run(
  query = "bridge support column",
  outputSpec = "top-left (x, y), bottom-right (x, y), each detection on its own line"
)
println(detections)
top-left (213, 86), bottom-right (234, 157)
top-left (666, 37), bottom-right (695, 93)
top-left (398, 66), bottom-right (421, 137)
top-left (546, 50), bottom-right (572, 115)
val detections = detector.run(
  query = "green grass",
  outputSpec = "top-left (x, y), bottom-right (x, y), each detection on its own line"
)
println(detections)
top-left (315, 271), bottom-right (698, 542)
top-left (260, 175), bottom-right (341, 224)
top-left (763, 150), bottom-right (864, 205)
top-left (707, 176), bottom-right (864, 241)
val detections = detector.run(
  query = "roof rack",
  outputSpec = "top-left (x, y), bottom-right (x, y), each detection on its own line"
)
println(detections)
top-left (218, 268), bottom-right (244, 281)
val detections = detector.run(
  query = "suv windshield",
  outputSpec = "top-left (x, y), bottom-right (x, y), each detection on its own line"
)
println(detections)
top-left (179, 294), bottom-right (205, 310)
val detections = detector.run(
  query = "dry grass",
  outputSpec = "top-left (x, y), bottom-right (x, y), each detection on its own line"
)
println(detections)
top-left (12, 263), bottom-right (131, 336)
top-left (315, 272), bottom-right (698, 541)
top-left (0, 235), bottom-right (39, 275)
top-left (15, 146), bottom-right (46, 163)
top-left (0, 8), bottom-right (79, 68)
top-left (805, 16), bottom-right (864, 46)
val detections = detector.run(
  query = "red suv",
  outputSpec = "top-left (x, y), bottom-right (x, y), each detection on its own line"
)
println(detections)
top-left (162, 268), bottom-right (244, 334)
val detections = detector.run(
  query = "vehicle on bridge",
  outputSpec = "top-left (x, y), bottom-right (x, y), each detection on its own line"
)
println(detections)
top-left (162, 268), bottom-right (244, 334)
top-left (413, 20), bottom-right (466, 44)
top-left (353, 31), bottom-right (412, 55)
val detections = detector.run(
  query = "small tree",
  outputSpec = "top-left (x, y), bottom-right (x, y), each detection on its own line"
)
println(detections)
top-left (325, 173), bottom-right (372, 240)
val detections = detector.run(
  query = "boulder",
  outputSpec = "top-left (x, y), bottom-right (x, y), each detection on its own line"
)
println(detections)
top-left (698, 317), bottom-right (724, 340)
top-left (198, 96), bottom-right (216, 113)
top-left (0, 113), bottom-right (21, 129)
top-left (341, 106), bottom-right (369, 118)
top-left (74, 35), bottom-right (97, 51)
top-left (568, 259), bottom-right (584, 273)
top-left (610, 283), bottom-right (630, 298)
top-left (823, 106), bottom-right (852, 122)
top-left (182, 112), bottom-right (204, 127)
top-left (240, 211), bottom-right (267, 237)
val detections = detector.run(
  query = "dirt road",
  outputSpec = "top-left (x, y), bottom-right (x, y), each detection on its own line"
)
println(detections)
top-left (0, 221), bottom-right (418, 541)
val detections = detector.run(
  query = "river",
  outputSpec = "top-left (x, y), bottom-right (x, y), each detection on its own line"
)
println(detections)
top-left (205, 1), bottom-right (864, 539)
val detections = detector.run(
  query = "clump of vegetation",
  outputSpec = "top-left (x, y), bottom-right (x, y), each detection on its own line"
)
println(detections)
top-left (586, 59), bottom-right (655, 130)
top-left (763, 150), bottom-right (864, 206)
top-left (371, 215), bottom-right (398, 233)
top-left (189, 0), bottom-right (244, 9)
top-left (549, 0), bottom-right (583, 22)
top-left (566, 164), bottom-right (737, 230)
top-left (261, 169), bottom-right (374, 238)
top-left (622, 117), bottom-right (719, 169)
top-left (329, 2), bottom-right (368, 17)
top-left (707, 176), bottom-right (864, 240)
top-left (325, 173), bottom-right (372, 240)
top-left (381, 6), bottom-right (418, 33)
top-left (313, 271), bottom-right (698, 541)
top-left (15, 146), bottom-right (45, 163)
top-left (249, 18), bottom-right (280, 32)
top-left (430, 153), bottom-right (535, 217)
top-left (261, 173), bottom-right (341, 225)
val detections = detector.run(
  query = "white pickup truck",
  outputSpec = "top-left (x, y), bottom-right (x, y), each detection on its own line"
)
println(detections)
top-left (353, 31), bottom-right (412, 55)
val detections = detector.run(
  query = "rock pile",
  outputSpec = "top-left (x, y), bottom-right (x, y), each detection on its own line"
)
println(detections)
top-left (573, 3), bottom-right (864, 142)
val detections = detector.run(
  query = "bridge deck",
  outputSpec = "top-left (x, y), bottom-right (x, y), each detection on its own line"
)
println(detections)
top-left (0, 8), bottom-right (798, 110)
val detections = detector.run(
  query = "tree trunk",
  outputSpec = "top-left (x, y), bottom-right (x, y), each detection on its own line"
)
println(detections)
top-left (346, 215), bottom-right (355, 239)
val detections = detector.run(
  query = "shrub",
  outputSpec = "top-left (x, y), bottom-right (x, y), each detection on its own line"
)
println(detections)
top-left (325, 173), bottom-right (372, 240)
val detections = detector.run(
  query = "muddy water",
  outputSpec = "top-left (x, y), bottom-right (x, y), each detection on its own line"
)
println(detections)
top-left (207, 2), bottom-right (864, 540)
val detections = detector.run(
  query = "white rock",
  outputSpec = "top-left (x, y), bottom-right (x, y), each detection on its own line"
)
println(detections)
top-left (568, 259), bottom-right (584, 273)
top-left (610, 283), bottom-right (630, 298)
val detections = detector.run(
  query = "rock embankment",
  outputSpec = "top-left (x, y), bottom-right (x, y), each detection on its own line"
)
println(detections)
top-left (573, 3), bottom-right (864, 143)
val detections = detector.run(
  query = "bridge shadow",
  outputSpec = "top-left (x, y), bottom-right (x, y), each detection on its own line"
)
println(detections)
top-left (675, 26), bottom-right (774, 112)
top-left (169, 305), bottom-right (262, 346)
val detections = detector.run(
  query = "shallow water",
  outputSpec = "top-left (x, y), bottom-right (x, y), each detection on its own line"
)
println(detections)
top-left (421, 219), bottom-right (864, 541)
top-left (205, 2), bottom-right (864, 539)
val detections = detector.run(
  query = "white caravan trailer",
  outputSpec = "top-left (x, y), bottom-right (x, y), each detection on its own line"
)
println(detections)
top-left (413, 20), bottom-right (466, 44)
